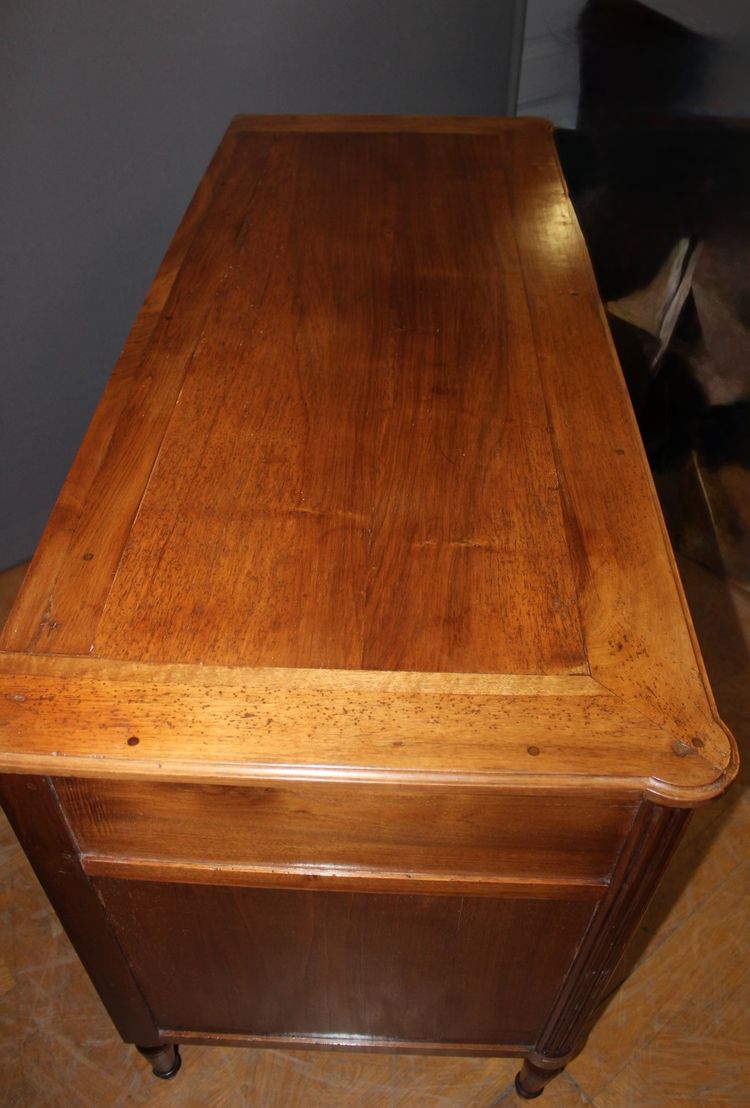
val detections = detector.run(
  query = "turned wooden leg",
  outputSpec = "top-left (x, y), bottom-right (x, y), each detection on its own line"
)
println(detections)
top-left (514, 1058), bottom-right (565, 1099)
top-left (136, 1043), bottom-right (181, 1079)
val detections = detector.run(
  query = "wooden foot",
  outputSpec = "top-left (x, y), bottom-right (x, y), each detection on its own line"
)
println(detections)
top-left (514, 1059), bottom-right (565, 1099)
top-left (136, 1043), bottom-right (181, 1079)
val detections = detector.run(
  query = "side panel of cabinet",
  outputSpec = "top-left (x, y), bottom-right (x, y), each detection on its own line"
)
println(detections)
top-left (92, 876), bottom-right (597, 1046)
top-left (0, 774), bottom-right (161, 1045)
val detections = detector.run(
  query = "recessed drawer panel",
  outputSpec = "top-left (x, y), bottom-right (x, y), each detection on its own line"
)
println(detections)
top-left (55, 777), bottom-right (634, 892)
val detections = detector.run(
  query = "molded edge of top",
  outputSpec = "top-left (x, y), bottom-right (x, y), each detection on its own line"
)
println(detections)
top-left (0, 652), bottom-right (738, 808)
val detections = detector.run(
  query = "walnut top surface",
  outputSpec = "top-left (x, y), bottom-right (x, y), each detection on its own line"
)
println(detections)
top-left (0, 117), bottom-right (737, 802)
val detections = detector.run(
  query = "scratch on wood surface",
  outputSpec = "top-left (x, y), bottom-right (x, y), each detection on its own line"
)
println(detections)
top-left (27, 598), bottom-right (55, 652)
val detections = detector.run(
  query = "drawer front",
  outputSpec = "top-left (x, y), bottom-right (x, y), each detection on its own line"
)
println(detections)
top-left (55, 777), bottom-right (635, 891)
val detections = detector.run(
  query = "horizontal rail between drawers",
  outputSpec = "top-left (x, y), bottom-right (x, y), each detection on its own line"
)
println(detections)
top-left (82, 854), bottom-right (607, 900)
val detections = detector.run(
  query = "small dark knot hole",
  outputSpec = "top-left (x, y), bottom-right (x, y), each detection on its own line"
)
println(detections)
top-left (127, 736), bottom-right (140, 747)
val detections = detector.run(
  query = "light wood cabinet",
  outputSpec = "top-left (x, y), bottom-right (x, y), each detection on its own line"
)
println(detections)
top-left (0, 116), bottom-right (737, 1097)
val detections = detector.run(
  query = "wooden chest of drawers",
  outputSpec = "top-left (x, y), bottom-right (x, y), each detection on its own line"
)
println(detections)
top-left (0, 116), bottom-right (737, 1098)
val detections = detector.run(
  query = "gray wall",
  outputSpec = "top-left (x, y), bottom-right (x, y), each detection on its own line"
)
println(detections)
top-left (0, 1), bottom-right (525, 569)
top-left (518, 0), bottom-right (583, 126)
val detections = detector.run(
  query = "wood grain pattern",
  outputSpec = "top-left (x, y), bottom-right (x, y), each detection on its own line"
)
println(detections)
top-left (20, 130), bottom-right (584, 675)
top-left (93, 877), bottom-right (596, 1045)
top-left (532, 801), bottom-right (690, 1065)
top-left (0, 131), bottom-right (241, 652)
top-left (0, 118), bottom-right (739, 1098)
top-left (502, 125), bottom-right (733, 772)
top-left (0, 554), bottom-right (745, 1104)
top-left (0, 115), bottom-right (735, 804)
top-left (227, 115), bottom-right (554, 134)
top-left (80, 858), bottom-right (607, 901)
top-left (0, 774), bottom-right (161, 1045)
top-left (0, 653), bottom-right (730, 801)
top-left (56, 776), bottom-right (634, 888)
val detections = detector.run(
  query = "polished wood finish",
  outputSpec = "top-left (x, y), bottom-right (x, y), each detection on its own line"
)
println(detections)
top-left (0, 774), bottom-right (161, 1046)
top-left (95, 878), bottom-right (595, 1044)
top-left (136, 1043), bottom-right (181, 1079)
top-left (531, 802), bottom-right (690, 1066)
top-left (56, 777), bottom-right (635, 891)
top-left (516, 1059), bottom-right (566, 1099)
top-left (0, 117), bottom-right (737, 1094)
top-left (0, 654), bottom-right (722, 802)
top-left (1, 554), bottom-right (746, 1105)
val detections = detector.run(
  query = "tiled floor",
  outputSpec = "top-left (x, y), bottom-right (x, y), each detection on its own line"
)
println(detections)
top-left (0, 557), bottom-right (748, 1106)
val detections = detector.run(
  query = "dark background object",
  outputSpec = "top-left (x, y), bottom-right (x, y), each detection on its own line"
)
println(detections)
top-left (577, 0), bottom-right (711, 129)
top-left (556, 0), bottom-right (750, 584)
top-left (0, 0), bottom-right (526, 569)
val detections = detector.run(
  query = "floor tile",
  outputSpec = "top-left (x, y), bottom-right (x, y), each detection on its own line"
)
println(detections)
top-left (492, 1072), bottom-right (594, 1106)
top-left (570, 868), bottom-right (750, 1102)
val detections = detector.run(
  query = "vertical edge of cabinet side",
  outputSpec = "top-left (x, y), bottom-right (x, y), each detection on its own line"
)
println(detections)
top-left (529, 800), bottom-right (691, 1067)
top-left (0, 773), bottom-right (162, 1045)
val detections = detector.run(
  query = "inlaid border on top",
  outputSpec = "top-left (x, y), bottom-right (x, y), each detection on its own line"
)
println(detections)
top-left (0, 117), bottom-right (737, 805)
top-left (0, 651), bottom-right (734, 805)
